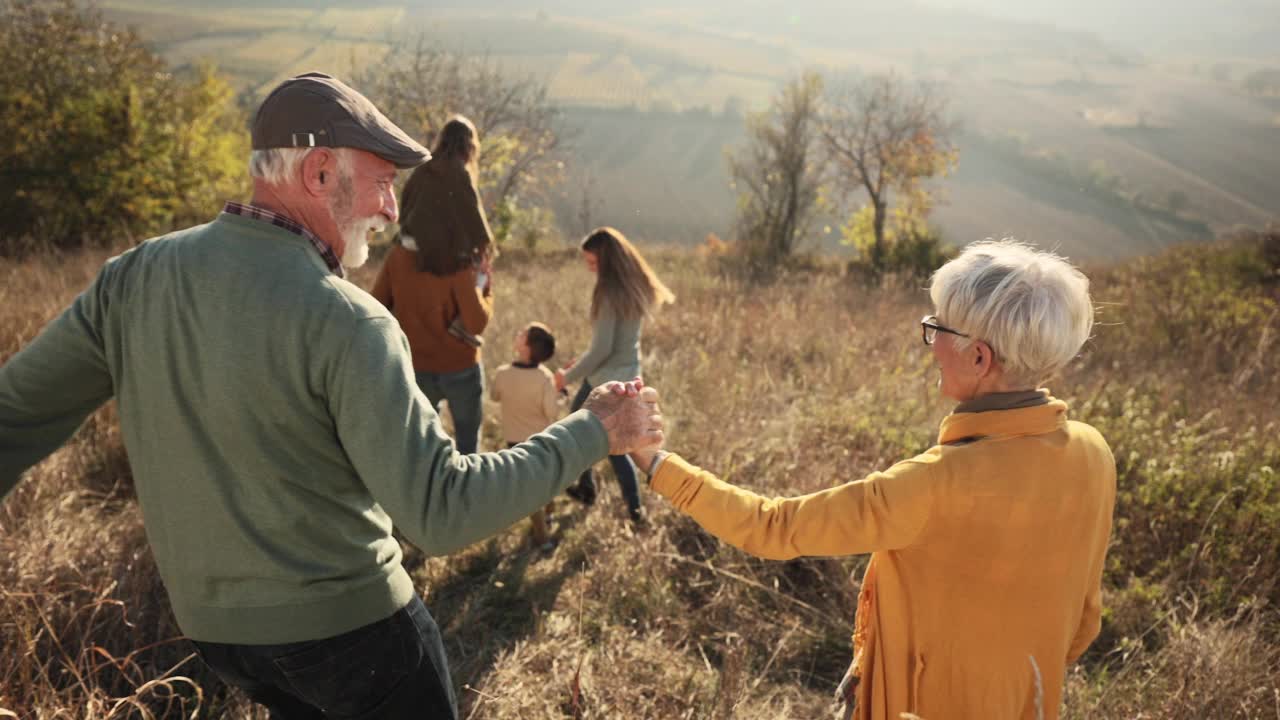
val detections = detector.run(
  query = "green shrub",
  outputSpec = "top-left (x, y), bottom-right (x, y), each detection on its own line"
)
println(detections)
top-left (0, 0), bottom-right (248, 253)
top-left (492, 197), bottom-right (557, 251)
top-left (1079, 388), bottom-right (1280, 630)
top-left (844, 227), bottom-right (955, 284)
top-left (1082, 237), bottom-right (1279, 405)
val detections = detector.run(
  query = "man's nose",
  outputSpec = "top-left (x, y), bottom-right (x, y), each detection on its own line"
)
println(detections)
top-left (382, 186), bottom-right (399, 224)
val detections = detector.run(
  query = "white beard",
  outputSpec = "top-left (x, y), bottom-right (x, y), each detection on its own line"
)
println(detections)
top-left (328, 170), bottom-right (382, 270)
top-left (339, 216), bottom-right (384, 269)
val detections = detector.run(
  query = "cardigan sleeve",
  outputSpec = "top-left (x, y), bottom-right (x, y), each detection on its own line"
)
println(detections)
top-left (1066, 461), bottom-right (1115, 664)
top-left (649, 453), bottom-right (937, 559)
top-left (562, 304), bottom-right (617, 387)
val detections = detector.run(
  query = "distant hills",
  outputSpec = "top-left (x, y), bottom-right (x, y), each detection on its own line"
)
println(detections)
top-left (102, 0), bottom-right (1279, 258)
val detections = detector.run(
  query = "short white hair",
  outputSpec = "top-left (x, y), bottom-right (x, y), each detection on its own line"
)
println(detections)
top-left (929, 238), bottom-right (1094, 387)
top-left (248, 147), bottom-right (354, 186)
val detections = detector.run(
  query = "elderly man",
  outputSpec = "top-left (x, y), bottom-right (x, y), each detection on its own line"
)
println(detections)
top-left (0, 73), bottom-right (663, 719)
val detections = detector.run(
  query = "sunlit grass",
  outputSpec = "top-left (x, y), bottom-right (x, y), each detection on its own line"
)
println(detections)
top-left (2, 237), bottom-right (1277, 718)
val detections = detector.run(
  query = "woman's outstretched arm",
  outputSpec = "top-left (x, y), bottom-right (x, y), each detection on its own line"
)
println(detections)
top-left (643, 453), bottom-right (938, 560)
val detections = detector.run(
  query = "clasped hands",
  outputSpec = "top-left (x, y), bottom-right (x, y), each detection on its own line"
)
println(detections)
top-left (581, 377), bottom-right (665, 464)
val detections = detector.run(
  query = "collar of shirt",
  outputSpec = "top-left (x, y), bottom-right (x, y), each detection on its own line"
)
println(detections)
top-left (953, 389), bottom-right (1049, 415)
top-left (222, 201), bottom-right (344, 278)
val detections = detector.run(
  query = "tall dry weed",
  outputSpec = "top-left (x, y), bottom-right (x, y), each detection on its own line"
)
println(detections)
top-left (2, 241), bottom-right (1277, 718)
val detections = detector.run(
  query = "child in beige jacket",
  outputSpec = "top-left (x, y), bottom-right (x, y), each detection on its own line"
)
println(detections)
top-left (490, 322), bottom-right (562, 550)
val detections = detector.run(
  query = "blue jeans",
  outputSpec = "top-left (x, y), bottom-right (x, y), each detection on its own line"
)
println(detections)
top-left (568, 381), bottom-right (641, 512)
top-left (416, 364), bottom-right (484, 454)
top-left (193, 595), bottom-right (457, 719)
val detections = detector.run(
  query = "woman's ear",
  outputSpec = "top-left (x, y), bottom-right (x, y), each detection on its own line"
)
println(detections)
top-left (973, 340), bottom-right (994, 375)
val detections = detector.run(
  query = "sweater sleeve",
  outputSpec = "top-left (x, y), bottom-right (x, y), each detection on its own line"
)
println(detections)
top-left (0, 263), bottom-right (116, 499)
top-left (562, 304), bottom-right (617, 387)
top-left (329, 317), bottom-right (608, 556)
top-left (649, 454), bottom-right (936, 559)
top-left (455, 270), bottom-right (493, 337)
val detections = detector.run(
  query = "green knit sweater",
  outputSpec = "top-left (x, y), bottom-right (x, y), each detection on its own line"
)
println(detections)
top-left (0, 211), bottom-right (608, 644)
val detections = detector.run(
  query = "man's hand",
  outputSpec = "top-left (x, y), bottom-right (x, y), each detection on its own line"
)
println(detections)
top-left (629, 446), bottom-right (661, 475)
top-left (583, 378), bottom-right (664, 455)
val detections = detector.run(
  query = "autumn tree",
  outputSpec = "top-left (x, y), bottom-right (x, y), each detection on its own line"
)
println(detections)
top-left (353, 37), bottom-right (565, 244)
top-left (0, 0), bottom-right (248, 253)
top-left (821, 73), bottom-right (956, 275)
top-left (727, 71), bottom-right (826, 270)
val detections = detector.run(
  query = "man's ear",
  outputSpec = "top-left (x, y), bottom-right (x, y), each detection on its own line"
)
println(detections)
top-left (300, 149), bottom-right (337, 198)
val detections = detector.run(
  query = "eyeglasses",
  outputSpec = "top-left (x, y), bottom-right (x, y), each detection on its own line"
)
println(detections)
top-left (920, 315), bottom-right (969, 346)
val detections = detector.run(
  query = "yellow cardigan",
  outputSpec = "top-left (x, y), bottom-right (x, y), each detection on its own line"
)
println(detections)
top-left (650, 399), bottom-right (1115, 720)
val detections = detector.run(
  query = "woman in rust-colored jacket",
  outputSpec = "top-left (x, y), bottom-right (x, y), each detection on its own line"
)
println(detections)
top-left (372, 115), bottom-right (493, 454)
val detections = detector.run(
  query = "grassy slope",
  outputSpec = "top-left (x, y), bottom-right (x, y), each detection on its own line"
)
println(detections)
top-left (2, 236), bottom-right (1278, 718)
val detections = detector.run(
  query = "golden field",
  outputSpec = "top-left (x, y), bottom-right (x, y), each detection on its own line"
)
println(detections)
top-left (2, 234), bottom-right (1278, 718)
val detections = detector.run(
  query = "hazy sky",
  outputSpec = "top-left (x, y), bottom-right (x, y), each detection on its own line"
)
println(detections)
top-left (531, 0), bottom-right (1280, 57)
top-left (919, 0), bottom-right (1280, 53)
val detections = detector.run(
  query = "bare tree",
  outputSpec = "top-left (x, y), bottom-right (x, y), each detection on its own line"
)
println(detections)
top-left (727, 71), bottom-right (826, 270)
top-left (575, 170), bottom-right (599, 237)
top-left (354, 36), bottom-right (565, 213)
top-left (821, 73), bottom-right (956, 274)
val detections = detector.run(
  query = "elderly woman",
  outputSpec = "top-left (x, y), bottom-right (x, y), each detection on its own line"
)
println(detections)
top-left (632, 240), bottom-right (1114, 720)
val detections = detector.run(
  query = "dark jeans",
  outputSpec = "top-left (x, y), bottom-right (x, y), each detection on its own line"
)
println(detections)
top-left (416, 364), bottom-right (484, 454)
top-left (568, 381), bottom-right (641, 512)
top-left (193, 596), bottom-right (457, 720)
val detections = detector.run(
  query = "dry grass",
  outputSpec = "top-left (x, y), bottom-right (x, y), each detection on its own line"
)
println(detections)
top-left (1063, 604), bottom-right (1280, 720)
top-left (2, 241), bottom-right (1277, 718)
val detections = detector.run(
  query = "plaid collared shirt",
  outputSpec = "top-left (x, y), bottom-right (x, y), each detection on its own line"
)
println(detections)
top-left (222, 201), bottom-right (344, 278)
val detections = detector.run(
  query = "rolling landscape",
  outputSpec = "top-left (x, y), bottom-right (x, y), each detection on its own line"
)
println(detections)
top-left (97, 0), bottom-right (1280, 257)
top-left (2, 1), bottom-right (1279, 718)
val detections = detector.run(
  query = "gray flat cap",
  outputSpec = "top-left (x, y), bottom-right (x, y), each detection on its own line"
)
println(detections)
top-left (252, 72), bottom-right (430, 169)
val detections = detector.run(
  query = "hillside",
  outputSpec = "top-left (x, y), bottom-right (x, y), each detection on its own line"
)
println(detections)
top-left (98, 0), bottom-right (1280, 257)
top-left (3, 235), bottom-right (1278, 717)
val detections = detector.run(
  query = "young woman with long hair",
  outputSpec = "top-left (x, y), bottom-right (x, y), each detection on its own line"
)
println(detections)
top-left (555, 227), bottom-right (674, 522)
top-left (372, 115), bottom-right (494, 454)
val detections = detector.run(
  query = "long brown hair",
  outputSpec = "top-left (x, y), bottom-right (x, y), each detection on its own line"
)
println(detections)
top-left (432, 115), bottom-right (479, 179)
top-left (411, 114), bottom-right (490, 274)
top-left (582, 227), bottom-right (674, 321)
